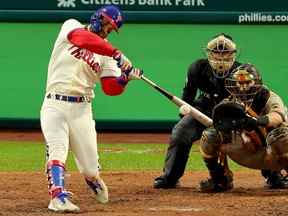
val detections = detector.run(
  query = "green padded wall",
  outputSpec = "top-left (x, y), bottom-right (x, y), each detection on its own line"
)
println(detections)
top-left (0, 23), bottom-right (287, 123)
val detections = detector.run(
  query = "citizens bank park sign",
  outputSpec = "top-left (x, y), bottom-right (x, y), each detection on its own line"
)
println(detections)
top-left (56, 0), bottom-right (206, 8)
top-left (1, 0), bottom-right (288, 23)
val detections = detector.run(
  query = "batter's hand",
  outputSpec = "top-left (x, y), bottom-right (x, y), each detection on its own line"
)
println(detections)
top-left (112, 51), bottom-right (132, 73)
top-left (125, 68), bottom-right (143, 80)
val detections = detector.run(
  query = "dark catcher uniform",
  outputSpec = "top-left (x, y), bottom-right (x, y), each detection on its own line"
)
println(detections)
top-left (154, 58), bottom-right (241, 188)
top-left (199, 63), bottom-right (288, 192)
top-left (154, 34), bottom-right (286, 190)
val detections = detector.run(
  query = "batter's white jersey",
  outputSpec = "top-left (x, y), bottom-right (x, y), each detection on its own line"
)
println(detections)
top-left (46, 19), bottom-right (121, 98)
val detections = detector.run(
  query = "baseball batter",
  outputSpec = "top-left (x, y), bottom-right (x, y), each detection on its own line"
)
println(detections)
top-left (40, 5), bottom-right (142, 213)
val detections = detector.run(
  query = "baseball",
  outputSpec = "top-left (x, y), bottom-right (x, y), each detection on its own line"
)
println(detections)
top-left (179, 104), bottom-right (192, 115)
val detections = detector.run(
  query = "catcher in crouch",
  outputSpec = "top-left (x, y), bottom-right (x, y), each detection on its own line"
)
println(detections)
top-left (199, 63), bottom-right (288, 192)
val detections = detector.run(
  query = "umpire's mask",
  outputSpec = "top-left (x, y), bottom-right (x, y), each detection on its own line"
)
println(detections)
top-left (225, 63), bottom-right (263, 107)
top-left (206, 34), bottom-right (237, 78)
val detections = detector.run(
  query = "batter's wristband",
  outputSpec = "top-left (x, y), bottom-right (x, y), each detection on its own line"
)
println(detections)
top-left (112, 49), bottom-right (121, 60)
top-left (116, 74), bottom-right (129, 86)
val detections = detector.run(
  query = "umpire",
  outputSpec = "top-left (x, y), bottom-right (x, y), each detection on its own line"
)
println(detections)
top-left (153, 33), bottom-right (286, 189)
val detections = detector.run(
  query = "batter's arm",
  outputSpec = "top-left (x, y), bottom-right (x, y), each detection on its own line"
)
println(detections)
top-left (100, 76), bottom-right (127, 96)
top-left (67, 28), bottom-right (118, 57)
top-left (67, 28), bottom-right (134, 74)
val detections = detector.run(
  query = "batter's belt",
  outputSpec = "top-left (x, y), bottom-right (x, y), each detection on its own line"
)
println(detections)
top-left (46, 93), bottom-right (91, 103)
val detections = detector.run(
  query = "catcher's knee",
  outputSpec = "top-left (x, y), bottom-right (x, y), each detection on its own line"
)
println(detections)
top-left (200, 129), bottom-right (220, 158)
top-left (267, 126), bottom-right (288, 155)
top-left (266, 126), bottom-right (288, 167)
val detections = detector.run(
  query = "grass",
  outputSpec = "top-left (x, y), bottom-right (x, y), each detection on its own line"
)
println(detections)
top-left (0, 141), bottom-right (243, 172)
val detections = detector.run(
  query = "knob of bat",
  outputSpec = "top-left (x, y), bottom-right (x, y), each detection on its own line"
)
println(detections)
top-left (179, 104), bottom-right (192, 115)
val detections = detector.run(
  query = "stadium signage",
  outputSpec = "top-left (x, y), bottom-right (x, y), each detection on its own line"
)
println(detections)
top-left (1, 0), bottom-right (288, 23)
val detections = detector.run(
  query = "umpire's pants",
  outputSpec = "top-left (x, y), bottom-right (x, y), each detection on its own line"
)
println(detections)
top-left (162, 114), bottom-right (206, 183)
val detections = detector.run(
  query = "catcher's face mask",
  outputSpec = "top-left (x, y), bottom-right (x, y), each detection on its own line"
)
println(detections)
top-left (225, 63), bottom-right (262, 106)
top-left (206, 34), bottom-right (237, 78)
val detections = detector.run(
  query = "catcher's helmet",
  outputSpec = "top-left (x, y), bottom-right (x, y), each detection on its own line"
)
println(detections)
top-left (225, 63), bottom-right (263, 106)
top-left (206, 33), bottom-right (237, 78)
top-left (90, 5), bottom-right (123, 33)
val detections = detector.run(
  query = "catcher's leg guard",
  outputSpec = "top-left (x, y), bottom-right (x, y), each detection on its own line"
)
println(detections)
top-left (263, 126), bottom-right (288, 189)
top-left (199, 128), bottom-right (222, 158)
top-left (200, 157), bottom-right (233, 193)
top-left (85, 176), bottom-right (109, 204)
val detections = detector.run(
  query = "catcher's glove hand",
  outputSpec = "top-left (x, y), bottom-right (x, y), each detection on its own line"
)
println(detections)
top-left (232, 115), bottom-right (269, 131)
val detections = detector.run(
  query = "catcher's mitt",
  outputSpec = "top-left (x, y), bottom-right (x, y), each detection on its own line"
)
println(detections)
top-left (212, 100), bottom-right (247, 133)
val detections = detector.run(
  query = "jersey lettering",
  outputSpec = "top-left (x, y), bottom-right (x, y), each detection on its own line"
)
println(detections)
top-left (68, 45), bottom-right (101, 73)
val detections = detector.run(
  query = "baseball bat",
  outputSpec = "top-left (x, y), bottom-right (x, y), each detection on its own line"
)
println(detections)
top-left (141, 75), bottom-right (213, 127)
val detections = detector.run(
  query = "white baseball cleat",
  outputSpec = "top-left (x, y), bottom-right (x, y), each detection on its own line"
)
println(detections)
top-left (94, 178), bottom-right (109, 204)
top-left (85, 176), bottom-right (109, 204)
top-left (48, 197), bottom-right (80, 213)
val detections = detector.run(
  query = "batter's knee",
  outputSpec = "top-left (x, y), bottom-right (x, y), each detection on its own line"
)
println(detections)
top-left (200, 128), bottom-right (221, 158)
top-left (80, 165), bottom-right (100, 179)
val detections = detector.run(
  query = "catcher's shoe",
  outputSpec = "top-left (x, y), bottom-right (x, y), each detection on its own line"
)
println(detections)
top-left (86, 177), bottom-right (109, 204)
top-left (48, 192), bottom-right (80, 213)
top-left (153, 176), bottom-right (180, 189)
top-left (199, 175), bottom-right (233, 193)
top-left (265, 173), bottom-right (288, 189)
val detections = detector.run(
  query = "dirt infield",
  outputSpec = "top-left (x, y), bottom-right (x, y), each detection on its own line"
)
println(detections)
top-left (0, 129), bottom-right (170, 144)
top-left (1, 130), bottom-right (288, 216)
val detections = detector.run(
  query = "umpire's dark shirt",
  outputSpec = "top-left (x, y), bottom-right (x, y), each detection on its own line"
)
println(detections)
top-left (182, 59), bottom-right (241, 117)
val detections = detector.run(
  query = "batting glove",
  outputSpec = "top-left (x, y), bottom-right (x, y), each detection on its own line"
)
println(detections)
top-left (125, 68), bottom-right (143, 80)
top-left (112, 50), bottom-right (132, 73)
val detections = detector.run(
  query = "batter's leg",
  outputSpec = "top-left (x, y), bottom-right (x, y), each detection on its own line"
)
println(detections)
top-left (41, 102), bottom-right (79, 212)
top-left (41, 105), bottom-right (70, 163)
top-left (69, 104), bottom-right (108, 203)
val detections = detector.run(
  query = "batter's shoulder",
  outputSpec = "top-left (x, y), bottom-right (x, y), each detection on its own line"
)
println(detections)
top-left (58, 19), bottom-right (84, 41)
top-left (62, 19), bottom-right (82, 28)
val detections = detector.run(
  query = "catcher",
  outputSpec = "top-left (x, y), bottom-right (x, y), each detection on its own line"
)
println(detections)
top-left (199, 63), bottom-right (288, 192)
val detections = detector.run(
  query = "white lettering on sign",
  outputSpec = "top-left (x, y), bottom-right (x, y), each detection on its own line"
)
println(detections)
top-left (139, 0), bottom-right (172, 6)
top-left (175, 0), bottom-right (205, 6)
top-left (57, 0), bottom-right (76, 8)
top-left (82, 0), bottom-right (136, 5)
top-left (81, 0), bottom-right (205, 6)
